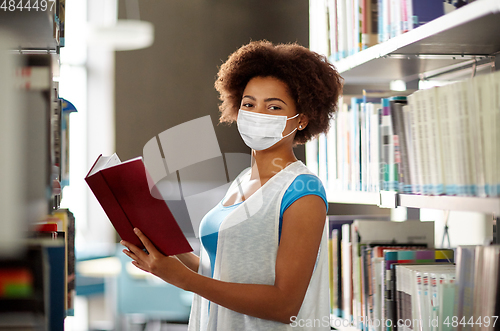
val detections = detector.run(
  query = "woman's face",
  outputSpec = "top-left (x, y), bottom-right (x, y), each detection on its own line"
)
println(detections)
top-left (239, 76), bottom-right (299, 138)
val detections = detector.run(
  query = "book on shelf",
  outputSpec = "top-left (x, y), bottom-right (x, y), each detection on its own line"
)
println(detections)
top-left (310, 0), bottom-right (472, 61)
top-left (349, 219), bottom-right (435, 327)
top-left (324, 70), bottom-right (500, 198)
top-left (333, 219), bottom-right (437, 324)
top-left (328, 215), bottom-right (389, 318)
top-left (85, 154), bottom-right (193, 256)
top-left (394, 263), bottom-right (455, 331)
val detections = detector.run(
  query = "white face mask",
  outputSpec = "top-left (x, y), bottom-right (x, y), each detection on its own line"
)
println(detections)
top-left (236, 109), bottom-right (299, 151)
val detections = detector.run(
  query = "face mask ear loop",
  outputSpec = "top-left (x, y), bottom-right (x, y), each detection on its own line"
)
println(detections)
top-left (282, 127), bottom-right (298, 139)
top-left (282, 113), bottom-right (300, 139)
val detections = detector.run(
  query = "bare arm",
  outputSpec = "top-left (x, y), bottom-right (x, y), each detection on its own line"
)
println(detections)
top-left (121, 195), bottom-right (326, 324)
top-left (175, 252), bottom-right (199, 272)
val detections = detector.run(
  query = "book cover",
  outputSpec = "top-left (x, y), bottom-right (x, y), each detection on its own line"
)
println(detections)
top-left (85, 154), bottom-right (193, 256)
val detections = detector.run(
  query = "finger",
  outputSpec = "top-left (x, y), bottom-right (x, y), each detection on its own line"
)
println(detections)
top-left (121, 240), bottom-right (149, 261)
top-left (133, 228), bottom-right (160, 255)
top-left (122, 248), bottom-right (140, 262)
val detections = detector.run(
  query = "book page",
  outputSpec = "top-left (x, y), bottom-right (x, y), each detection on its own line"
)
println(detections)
top-left (87, 154), bottom-right (121, 177)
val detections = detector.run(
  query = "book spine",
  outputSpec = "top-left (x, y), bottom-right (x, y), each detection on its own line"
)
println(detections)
top-left (328, 0), bottom-right (339, 61)
top-left (381, 98), bottom-right (390, 191)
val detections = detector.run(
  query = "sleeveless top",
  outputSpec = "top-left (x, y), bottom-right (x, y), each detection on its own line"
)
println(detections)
top-left (199, 174), bottom-right (328, 277)
top-left (188, 161), bottom-right (330, 331)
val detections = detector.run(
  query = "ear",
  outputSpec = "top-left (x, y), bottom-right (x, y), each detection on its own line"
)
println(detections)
top-left (298, 114), bottom-right (309, 131)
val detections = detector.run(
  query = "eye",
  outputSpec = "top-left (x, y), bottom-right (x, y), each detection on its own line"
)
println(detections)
top-left (241, 102), bottom-right (253, 108)
top-left (268, 105), bottom-right (282, 111)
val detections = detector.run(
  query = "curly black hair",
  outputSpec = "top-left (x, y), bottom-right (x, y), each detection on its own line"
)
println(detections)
top-left (215, 40), bottom-right (343, 144)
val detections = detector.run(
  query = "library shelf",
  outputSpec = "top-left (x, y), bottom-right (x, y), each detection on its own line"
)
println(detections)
top-left (334, 0), bottom-right (500, 85)
top-left (327, 190), bottom-right (500, 215)
top-left (0, 6), bottom-right (59, 51)
top-left (327, 189), bottom-right (380, 206)
top-left (330, 315), bottom-right (359, 331)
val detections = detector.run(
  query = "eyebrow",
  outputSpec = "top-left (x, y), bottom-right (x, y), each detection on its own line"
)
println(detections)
top-left (242, 95), bottom-right (288, 106)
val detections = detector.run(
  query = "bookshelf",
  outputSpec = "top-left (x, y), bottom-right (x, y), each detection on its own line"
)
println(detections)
top-left (310, 0), bottom-right (500, 330)
top-left (0, 2), bottom-right (72, 330)
top-left (327, 189), bottom-right (500, 215)
top-left (335, 0), bottom-right (500, 86)
top-left (0, 0), bottom-right (64, 51)
top-left (323, 0), bottom-right (500, 220)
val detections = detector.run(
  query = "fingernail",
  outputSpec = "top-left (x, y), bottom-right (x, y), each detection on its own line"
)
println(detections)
top-left (134, 228), bottom-right (139, 233)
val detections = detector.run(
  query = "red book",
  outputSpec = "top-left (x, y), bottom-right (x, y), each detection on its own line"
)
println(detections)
top-left (85, 154), bottom-right (193, 256)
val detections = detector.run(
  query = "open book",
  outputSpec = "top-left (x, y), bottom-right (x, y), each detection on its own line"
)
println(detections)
top-left (85, 154), bottom-right (193, 256)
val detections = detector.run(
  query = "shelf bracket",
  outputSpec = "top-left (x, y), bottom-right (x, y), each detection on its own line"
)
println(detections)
top-left (378, 191), bottom-right (398, 209)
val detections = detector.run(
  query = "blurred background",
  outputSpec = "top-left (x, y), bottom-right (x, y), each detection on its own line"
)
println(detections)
top-left (1, 1), bottom-right (314, 330)
top-left (64, 0), bottom-right (311, 330)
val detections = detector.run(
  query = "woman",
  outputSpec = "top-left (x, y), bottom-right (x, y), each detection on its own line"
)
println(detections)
top-left (121, 40), bottom-right (343, 330)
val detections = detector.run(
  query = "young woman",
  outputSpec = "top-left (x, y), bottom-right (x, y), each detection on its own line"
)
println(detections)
top-left (121, 40), bottom-right (343, 330)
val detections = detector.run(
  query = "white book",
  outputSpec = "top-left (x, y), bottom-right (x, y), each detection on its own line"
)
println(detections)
top-left (473, 73), bottom-right (495, 197)
top-left (467, 77), bottom-right (487, 196)
top-left (417, 89), bottom-right (433, 195)
top-left (326, 116), bottom-right (338, 191)
top-left (492, 71), bottom-right (500, 196)
top-left (420, 87), bottom-right (444, 195)
top-left (382, 0), bottom-right (390, 41)
top-left (406, 0), bottom-right (414, 31)
top-left (361, 101), bottom-right (368, 191)
top-left (437, 83), bottom-right (459, 195)
top-left (421, 272), bottom-right (432, 331)
top-left (454, 245), bottom-right (477, 331)
top-left (342, 223), bottom-right (352, 320)
top-left (370, 104), bottom-right (382, 192)
top-left (408, 91), bottom-right (427, 194)
top-left (471, 246), bottom-right (484, 331)
top-left (327, 0), bottom-right (338, 60)
top-left (309, 0), bottom-right (330, 57)
top-left (345, 0), bottom-right (353, 57)
top-left (351, 99), bottom-right (362, 191)
top-left (353, 0), bottom-right (361, 54)
top-left (373, 257), bottom-right (384, 331)
top-left (337, 102), bottom-right (349, 191)
top-left (438, 274), bottom-right (456, 331)
top-left (336, 0), bottom-right (348, 59)
top-left (318, 133), bottom-right (328, 186)
top-left (381, 98), bottom-right (394, 191)
top-left (450, 80), bottom-right (474, 196)
top-left (305, 138), bottom-right (319, 176)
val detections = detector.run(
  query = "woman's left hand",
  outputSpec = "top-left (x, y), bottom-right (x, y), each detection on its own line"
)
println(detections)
top-left (120, 228), bottom-right (192, 290)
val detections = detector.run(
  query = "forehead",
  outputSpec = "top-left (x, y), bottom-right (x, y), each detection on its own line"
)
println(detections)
top-left (243, 76), bottom-right (292, 99)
